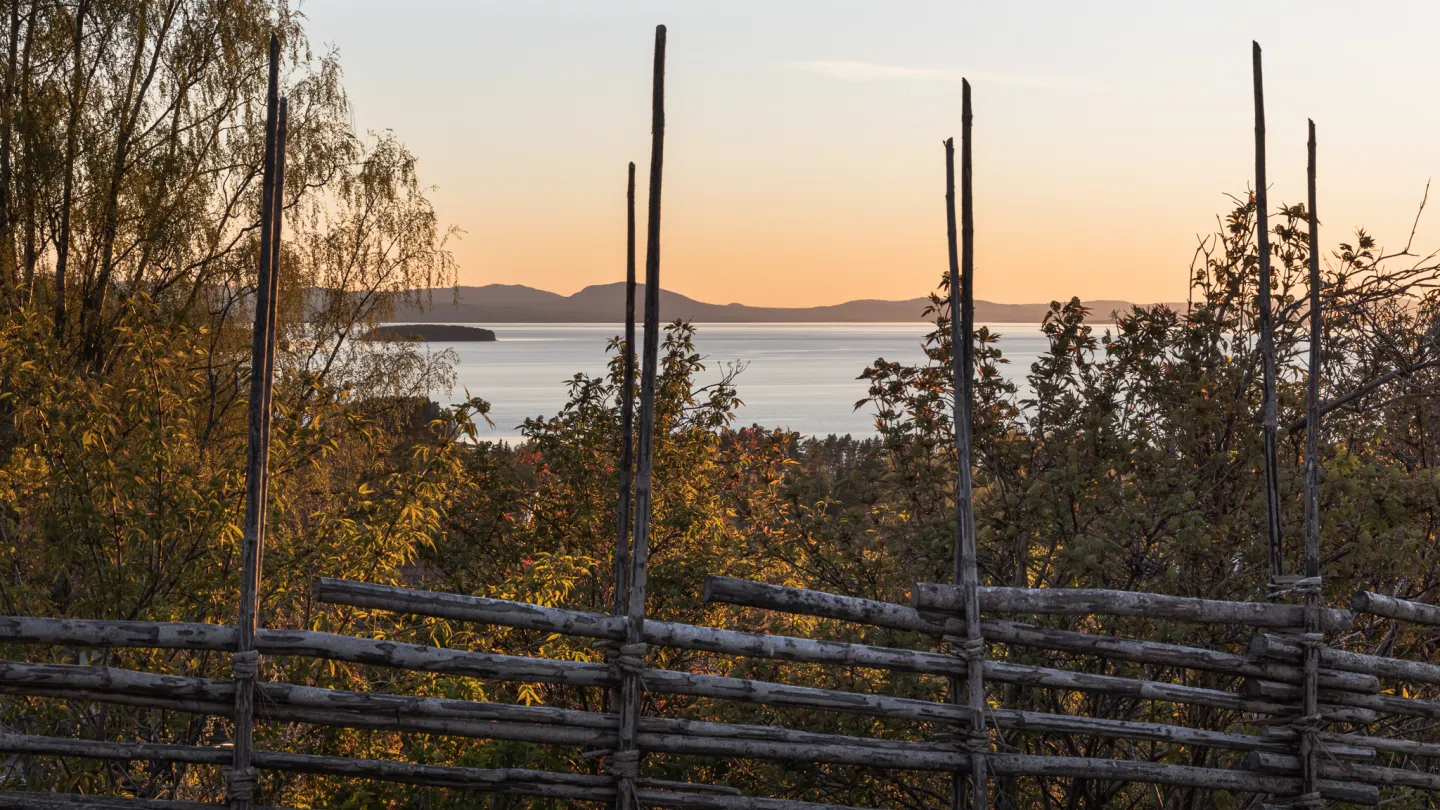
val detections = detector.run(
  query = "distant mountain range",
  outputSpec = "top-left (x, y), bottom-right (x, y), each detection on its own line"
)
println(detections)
top-left (383, 282), bottom-right (1184, 324)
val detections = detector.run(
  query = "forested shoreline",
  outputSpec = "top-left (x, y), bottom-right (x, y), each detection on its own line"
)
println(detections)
top-left (3, 2), bottom-right (1440, 808)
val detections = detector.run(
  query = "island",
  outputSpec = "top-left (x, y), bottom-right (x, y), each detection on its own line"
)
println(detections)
top-left (364, 324), bottom-right (497, 341)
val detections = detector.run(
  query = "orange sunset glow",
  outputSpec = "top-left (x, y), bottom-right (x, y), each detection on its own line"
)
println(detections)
top-left (302, 1), bottom-right (1440, 308)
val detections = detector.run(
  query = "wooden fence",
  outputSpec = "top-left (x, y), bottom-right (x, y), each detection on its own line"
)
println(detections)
top-left (18, 575), bottom-right (1440, 806)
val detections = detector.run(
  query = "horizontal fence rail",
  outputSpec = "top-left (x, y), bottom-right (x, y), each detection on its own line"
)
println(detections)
top-left (910, 582), bottom-right (1352, 629)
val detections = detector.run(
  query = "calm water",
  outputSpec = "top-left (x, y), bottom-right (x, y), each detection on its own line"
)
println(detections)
top-left (420, 323), bottom-right (1048, 441)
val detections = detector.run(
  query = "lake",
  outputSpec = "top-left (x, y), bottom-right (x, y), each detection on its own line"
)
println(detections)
top-left (420, 323), bottom-right (1050, 441)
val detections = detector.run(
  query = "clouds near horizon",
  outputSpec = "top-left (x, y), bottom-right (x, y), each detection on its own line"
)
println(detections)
top-left (784, 60), bottom-right (1099, 91)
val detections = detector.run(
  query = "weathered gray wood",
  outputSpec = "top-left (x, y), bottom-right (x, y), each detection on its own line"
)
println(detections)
top-left (257, 96), bottom-right (287, 544)
top-left (318, 580), bottom-right (625, 637)
top-left (1265, 739), bottom-right (1375, 760)
top-left (0, 733), bottom-right (894, 810)
top-left (1252, 632), bottom-right (1440, 684)
top-left (314, 580), bottom-right (1373, 709)
top-left (0, 794), bottom-right (292, 810)
top-left (1244, 675), bottom-right (1440, 719)
top-left (0, 615), bottom-right (239, 648)
top-left (613, 160), bottom-right (638, 618)
top-left (1324, 732), bottom-right (1440, 760)
top-left (983, 661), bottom-right (1273, 713)
top-left (948, 79), bottom-right (988, 810)
top-left (0, 613), bottom-right (620, 689)
top-left (615, 28), bottom-right (668, 809)
top-left (1252, 40), bottom-right (1285, 589)
top-left (0, 611), bottom-right (1332, 719)
top-left (233, 33), bottom-right (282, 810)
top-left (0, 664), bottom-right (997, 770)
top-left (0, 731), bottom-right (1379, 803)
top-left (643, 667), bottom-right (1320, 749)
top-left (702, 578), bottom-right (1370, 688)
top-left (7, 680), bottom-right (612, 749)
top-left (1351, 591), bottom-right (1440, 625)
top-left (255, 628), bottom-right (615, 686)
top-left (704, 576), bottom-right (945, 633)
top-left (985, 753), bottom-right (1374, 804)
top-left (1247, 750), bottom-right (1440, 793)
top-left (0, 659), bottom-right (1294, 755)
top-left (641, 664), bottom-right (1310, 722)
top-left (1299, 119), bottom-right (1325, 808)
top-left (0, 735), bottom-right (598, 803)
top-left (1321, 761), bottom-right (1440, 793)
top-left (1258, 726), bottom-right (1379, 757)
top-left (640, 733), bottom-right (963, 772)
top-left (9, 690), bottom-right (957, 774)
top-left (986, 619), bottom-right (1372, 692)
top-left (912, 583), bottom-right (1350, 629)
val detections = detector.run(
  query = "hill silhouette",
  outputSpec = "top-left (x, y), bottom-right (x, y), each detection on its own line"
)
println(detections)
top-left (385, 283), bottom-right (1182, 324)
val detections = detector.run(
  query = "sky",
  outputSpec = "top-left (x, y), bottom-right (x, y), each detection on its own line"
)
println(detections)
top-left (299, 1), bottom-right (1440, 308)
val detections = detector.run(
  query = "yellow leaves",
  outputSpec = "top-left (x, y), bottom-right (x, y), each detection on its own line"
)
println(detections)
top-left (515, 682), bottom-right (544, 706)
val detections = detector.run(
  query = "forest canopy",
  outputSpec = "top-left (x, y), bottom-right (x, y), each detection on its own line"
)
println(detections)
top-left (2, 2), bottom-right (1440, 808)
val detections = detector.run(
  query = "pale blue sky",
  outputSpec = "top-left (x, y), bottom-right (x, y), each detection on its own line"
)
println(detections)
top-left (300, 1), bottom-right (1440, 306)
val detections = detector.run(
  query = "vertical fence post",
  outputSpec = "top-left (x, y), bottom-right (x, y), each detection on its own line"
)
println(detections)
top-left (1253, 41), bottom-right (1284, 589)
top-left (609, 161), bottom-right (638, 726)
top-left (613, 161), bottom-right (638, 621)
top-left (1298, 117), bottom-right (1324, 807)
top-left (229, 32), bottom-right (281, 810)
top-left (945, 78), bottom-right (989, 810)
top-left (260, 98), bottom-right (287, 539)
top-left (612, 24), bottom-right (665, 810)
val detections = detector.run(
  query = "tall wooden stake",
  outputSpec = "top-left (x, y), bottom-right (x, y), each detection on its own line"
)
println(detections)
top-left (946, 79), bottom-right (988, 810)
top-left (259, 98), bottom-right (287, 552)
top-left (1253, 41), bottom-right (1284, 587)
top-left (614, 24), bottom-right (665, 810)
top-left (230, 32), bottom-right (281, 810)
top-left (613, 162), bottom-right (638, 620)
top-left (1299, 117), bottom-right (1323, 807)
top-left (609, 162), bottom-right (638, 726)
